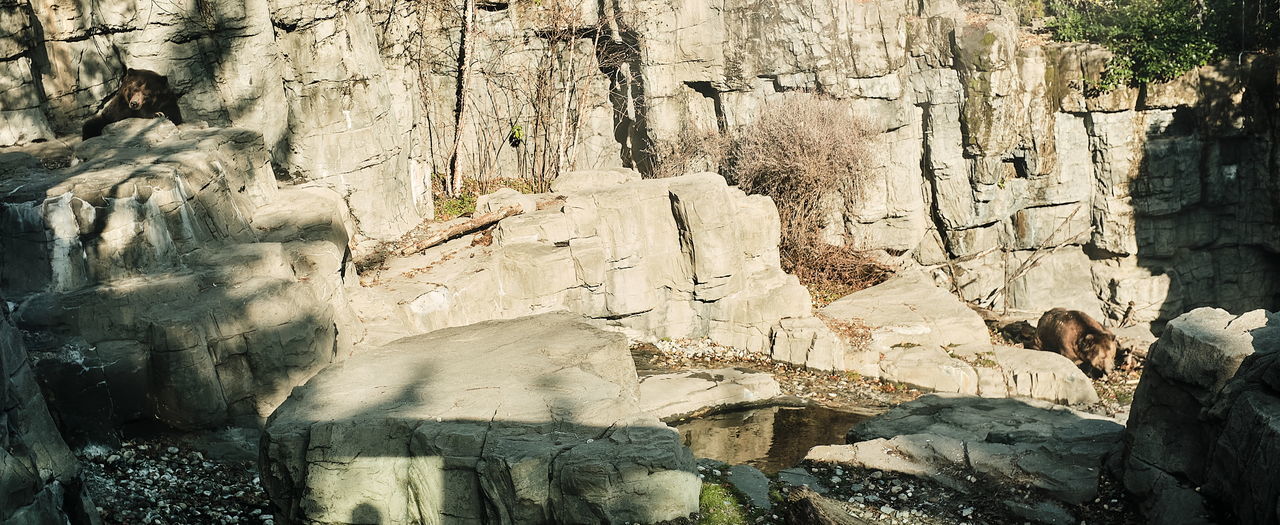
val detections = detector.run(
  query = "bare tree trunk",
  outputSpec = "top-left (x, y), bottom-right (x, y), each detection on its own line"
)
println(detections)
top-left (554, 42), bottom-right (576, 178)
top-left (447, 0), bottom-right (476, 197)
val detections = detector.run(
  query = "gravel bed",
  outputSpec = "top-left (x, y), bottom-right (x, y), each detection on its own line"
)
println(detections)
top-left (79, 438), bottom-right (271, 525)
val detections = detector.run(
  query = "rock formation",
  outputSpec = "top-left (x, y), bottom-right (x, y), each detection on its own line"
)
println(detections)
top-left (1122, 307), bottom-right (1280, 524)
top-left (5, 0), bottom-right (1275, 318)
top-left (811, 393), bottom-right (1124, 524)
top-left (355, 171), bottom-right (845, 369)
top-left (260, 312), bottom-right (699, 524)
top-left (1, 299), bottom-right (99, 524)
top-left (621, 0), bottom-right (1280, 324)
top-left (0, 121), bottom-right (359, 434)
top-left (821, 272), bottom-right (1099, 404)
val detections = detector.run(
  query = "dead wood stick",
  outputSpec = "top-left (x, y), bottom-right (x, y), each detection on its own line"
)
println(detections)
top-left (398, 205), bottom-right (521, 256)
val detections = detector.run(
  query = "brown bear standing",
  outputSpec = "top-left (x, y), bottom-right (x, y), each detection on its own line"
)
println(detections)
top-left (82, 68), bottom-right (183, 140)
top-left (1034, 308), bottom-right (1118, 377)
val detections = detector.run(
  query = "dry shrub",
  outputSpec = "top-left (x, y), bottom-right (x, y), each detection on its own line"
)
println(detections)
top-left (724, 97), bottom-right (892, 304)
top-left (646, 128), bottom-right (729, 179)
top-left (790, 243), bottom-right (895, 306)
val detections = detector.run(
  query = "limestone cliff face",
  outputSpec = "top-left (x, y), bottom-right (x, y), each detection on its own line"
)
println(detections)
top-left (600, 0), bottom-right (1280, 325)
top-left (411, 0), bottom-right (1280, 324)
top-left (4, 0), bottom-right (1278, 320)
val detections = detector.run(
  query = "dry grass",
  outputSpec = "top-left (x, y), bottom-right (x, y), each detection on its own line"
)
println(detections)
top-left (722, 97), bottom-right (892, 305)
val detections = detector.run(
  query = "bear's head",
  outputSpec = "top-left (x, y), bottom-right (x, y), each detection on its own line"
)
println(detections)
top-left (1081, 331), bottom-right (1118, 377)
top-left (120, 68), bottom-right (171, 112)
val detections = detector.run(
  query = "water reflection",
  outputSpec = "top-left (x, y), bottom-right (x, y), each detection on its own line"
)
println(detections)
top-left (673, 405), bottom-right (874, 474)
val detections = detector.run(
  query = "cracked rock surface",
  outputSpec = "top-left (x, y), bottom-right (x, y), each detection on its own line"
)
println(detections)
top-left (260, 311), bottom-right (699, 524)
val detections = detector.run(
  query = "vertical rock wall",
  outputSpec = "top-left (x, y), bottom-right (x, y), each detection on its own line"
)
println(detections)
top-left (361, 0), bottom-right (1279, 324)
top-left (1, 299), bottom-right (99, 524)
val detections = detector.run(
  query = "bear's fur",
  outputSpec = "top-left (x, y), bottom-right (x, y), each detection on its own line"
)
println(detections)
top-left (82, 68), bottom-right (183, 140)
top-left (1034, 308), bottom-right (1118, 377)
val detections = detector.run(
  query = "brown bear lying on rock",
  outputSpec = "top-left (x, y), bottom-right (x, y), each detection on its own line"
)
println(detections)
top-left (82, 68), bottom-right (183, 140)
top-left (1034, 308), bottom-right (1117, 377)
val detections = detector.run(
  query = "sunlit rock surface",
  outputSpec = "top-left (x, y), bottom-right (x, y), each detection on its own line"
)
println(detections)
top-left (811, 393), bottom-right (1123, 524)
top-left (261, 312), bottom-right (699, 524)
top-left (821, 273), bottom-right (1099, 404)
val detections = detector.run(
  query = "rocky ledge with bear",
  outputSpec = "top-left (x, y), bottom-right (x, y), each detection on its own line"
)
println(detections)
top-left (81, 68), bottom-right (184, 140)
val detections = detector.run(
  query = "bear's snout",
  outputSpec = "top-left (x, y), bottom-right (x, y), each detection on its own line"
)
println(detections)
top-left (128, 92), bottom-right (145, 110)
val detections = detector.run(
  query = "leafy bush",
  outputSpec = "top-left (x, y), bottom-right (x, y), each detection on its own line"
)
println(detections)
top-left (431, 173), bottom-right (535, 221)
top-left (723, 97), bottom-right (892, 304)
top-left (1047, 0), bottom-right (1277, 91)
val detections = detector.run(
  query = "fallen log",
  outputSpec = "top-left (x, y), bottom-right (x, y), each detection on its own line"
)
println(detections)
top-left (397, 205), bottom-right (521, 257)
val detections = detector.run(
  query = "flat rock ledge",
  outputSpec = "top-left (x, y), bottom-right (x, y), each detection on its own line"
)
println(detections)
top-left (260, 312), bottom-right (699, 524)
top-left (808, 393), bottom-right (1123, 524)
top-left (639, 368), bottom-right (782, 420)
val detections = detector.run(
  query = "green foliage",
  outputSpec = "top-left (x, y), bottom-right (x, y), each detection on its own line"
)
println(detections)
top-left (434, 192), bottom-right (477, 221)
top-left (431, 172), bottom-right (538, 221)
top-left (1010, 0), bottom-right (1047, 22)
top-left (697, 483), bottom-right (748, 525)
top-left (1047, 0), bottom-right (1219, 90)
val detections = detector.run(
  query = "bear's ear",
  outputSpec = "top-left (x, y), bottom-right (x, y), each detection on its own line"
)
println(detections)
top-left (125, 68), bottom-right (137, 77)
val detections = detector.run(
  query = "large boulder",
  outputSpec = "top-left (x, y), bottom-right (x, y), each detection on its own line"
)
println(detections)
top-left (1, 300), bottom-right (100, 524)
top-left (1, 122), bottom-right (360, 434)
top-left (820, 273), bottom-right (1099, 404)
top-left (1122, 307), bottom-right (1280, 524)
top-left (260, 312), bottom-right (700, 524)
top-left (808, 393), bottom-right (1123, 524)
top-left (822, 272), bottom-right (994, 358)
